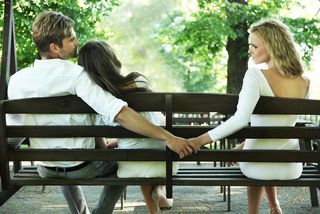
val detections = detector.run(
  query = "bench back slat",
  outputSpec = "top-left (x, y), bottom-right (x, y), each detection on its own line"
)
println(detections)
top-left (6, 126), bottom-right (320, 139)
top-left (5, 93), bottom-right (320, 114)
top-left (8, 149), bottom-right (320, 162)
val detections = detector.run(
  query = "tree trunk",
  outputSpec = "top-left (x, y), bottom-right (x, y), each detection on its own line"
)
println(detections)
top-left (226, 0), bottom-right (249, 94)
top-left (226, 35), bottom-right (248, 94)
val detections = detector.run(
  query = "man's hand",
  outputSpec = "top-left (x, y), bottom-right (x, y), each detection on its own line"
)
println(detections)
top-left (187, 137), bottom-right (202, 153)
top-left (187, 133), bottom-right (212, 153)
top-left (115, 107), bottom-right (196, 158)
top-left (165, 135), bottom-right (195, 159)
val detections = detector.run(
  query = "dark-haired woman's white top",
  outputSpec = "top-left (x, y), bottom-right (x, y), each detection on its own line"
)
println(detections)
top-left (94, 76), bottom-right (178, 178)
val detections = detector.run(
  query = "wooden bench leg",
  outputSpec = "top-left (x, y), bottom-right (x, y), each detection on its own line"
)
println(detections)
top-left (13, 161), bottom-right (21, 173)
top-left (221, 184), bottom-right (232, 211)
top-left (310, 186), bottom-right (319, 207)
top-left (222, 186), bottom-right (226, 201)
top-left (227, 186), bottom-right (231, 211)
top-left (120, 193), bottom-right (124, 210)
top-left (120, 187), bottom-right (126, 210)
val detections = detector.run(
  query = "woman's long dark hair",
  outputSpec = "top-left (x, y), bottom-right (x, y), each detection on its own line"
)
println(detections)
top-left (78, 40), bottom-right (150, 98)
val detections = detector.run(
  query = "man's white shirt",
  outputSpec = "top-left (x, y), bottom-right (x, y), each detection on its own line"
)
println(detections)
top-left (7, 59), bottom-right (127, 167)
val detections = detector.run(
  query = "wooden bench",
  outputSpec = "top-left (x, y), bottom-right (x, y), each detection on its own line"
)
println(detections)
top-left (0, 93), bottom-right (320, 211)
top-left (0, 0), bottom-right (319, 211)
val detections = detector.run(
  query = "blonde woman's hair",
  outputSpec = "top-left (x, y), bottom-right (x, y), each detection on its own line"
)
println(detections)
top-left (249, 19), bottom-right (303, 77)
top-left (32, 11), bottom-right (74, 55)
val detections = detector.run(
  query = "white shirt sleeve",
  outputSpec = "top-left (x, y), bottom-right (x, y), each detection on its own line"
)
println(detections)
top-left (208, 68), bottom-right (261, 141)
top-left (75, 71), bottom-right (127, 123)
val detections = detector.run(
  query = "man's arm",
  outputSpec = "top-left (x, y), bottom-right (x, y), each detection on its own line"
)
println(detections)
top-left (74, 72), bottom-right (194, 157)
top-left (115, 106), bottom-right (195, 158)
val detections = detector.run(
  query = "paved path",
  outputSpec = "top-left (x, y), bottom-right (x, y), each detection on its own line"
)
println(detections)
top-left (1, 186), bottom-right (319, 214)
top-left (1, 163), bottom-right (319, 213)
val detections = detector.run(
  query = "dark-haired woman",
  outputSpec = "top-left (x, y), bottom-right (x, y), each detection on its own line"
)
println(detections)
top-left (78, 40), bottom-right (177, 214)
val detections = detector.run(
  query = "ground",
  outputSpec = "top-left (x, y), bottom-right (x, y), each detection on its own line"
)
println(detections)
top-left (1, 163), bottom-right (319, 214)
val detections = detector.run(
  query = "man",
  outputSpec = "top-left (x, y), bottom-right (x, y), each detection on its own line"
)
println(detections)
top-left (7, 11), bottom-right (194, 214)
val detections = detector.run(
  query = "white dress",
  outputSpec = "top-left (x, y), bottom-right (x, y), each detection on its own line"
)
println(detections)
top-left (94, 77), bottom-right (178, 178)
top-left (117, 111), bottom-right (178, 178)
top-left (208, 67), bottom-right (307, 180)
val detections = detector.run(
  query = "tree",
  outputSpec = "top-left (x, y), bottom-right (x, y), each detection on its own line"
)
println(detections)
top-left (158, 0), bottom-right (320, 93)
top-left (0, 0), bottom-right (119, 69)
top-left (104, 0), bottom-right (187, 92)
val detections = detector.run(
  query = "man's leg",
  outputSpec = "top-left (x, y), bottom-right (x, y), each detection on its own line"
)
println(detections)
top-left (89, 160), bottom-right (126, 214)
top-left (38, 161), bottom-right (124, 214)
top-left (60, 185), bottom-right (90, 214)
top-left (92, 185), bottom-right (126, 214)
top-left (37, 165), bottom-right (90, 214)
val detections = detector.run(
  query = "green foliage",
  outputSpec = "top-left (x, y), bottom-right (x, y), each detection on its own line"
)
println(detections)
top-left (158, 0), bottom-right (320, 92)
top-left (158, 11), bottom-right (227, 92)
top-left (0, 0), bottom-right (119, 69)
top-left (283, 18), bottom-right (320, 63)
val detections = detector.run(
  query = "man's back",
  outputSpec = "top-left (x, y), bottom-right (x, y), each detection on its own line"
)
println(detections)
top-left (7, 59), bottom-right (127, 167)
top-left (7, 59), bottom-right (95, 167)
top-left (9, 59), bottom-right (81, 98)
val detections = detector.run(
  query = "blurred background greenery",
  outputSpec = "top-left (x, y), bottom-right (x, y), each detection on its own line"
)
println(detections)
top-left (0, 0), bottom-right (319, 95)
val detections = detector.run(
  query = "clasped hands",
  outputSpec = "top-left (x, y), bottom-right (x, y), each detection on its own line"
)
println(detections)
top-left (166, 134), bottom-right (211, 159)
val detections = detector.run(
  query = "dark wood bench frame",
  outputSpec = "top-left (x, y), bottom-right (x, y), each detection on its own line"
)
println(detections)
top-left (0, 93), bottom-right (320, 210)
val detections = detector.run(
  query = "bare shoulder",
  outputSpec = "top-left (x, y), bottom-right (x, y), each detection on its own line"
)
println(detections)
top-left (301, 75), bottom-right (310, 83)
top-left (301, 75), bottom-right (310, 87)
top-left (300, 74), bottom-right (310, 98)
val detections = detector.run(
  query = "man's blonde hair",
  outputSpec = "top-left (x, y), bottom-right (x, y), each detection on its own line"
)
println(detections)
top-left (32, 11), bottom-right (74, 54)
top-left (249, 19), bottom-right (303, 77)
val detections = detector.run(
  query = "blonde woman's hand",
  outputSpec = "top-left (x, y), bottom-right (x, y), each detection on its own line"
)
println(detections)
top-left (187, 133), bottom-right (212, 153)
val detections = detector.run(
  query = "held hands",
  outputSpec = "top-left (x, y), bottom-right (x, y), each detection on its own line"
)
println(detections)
top-left (165, 135), bottom-right (196, 159)
top-left (164, 132), bottom-right (213, 158)
top-left (187, 132), bottom-right (212, 153)
top-left (187, 137), bottom-right (202, 153)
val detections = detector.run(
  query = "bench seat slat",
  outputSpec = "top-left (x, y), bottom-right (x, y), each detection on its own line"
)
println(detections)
top-left (172, 178), bottom-right (320, 186)
top-left (11, 177), bottom-right (320, 186)
top-left (11, 166), bottom-right (320, 187)
top-left (11, 177), bottom-right (166, 186)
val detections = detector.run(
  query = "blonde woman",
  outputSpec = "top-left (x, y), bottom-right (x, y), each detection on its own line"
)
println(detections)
top-left (188, 19), bottom-right (309, 214)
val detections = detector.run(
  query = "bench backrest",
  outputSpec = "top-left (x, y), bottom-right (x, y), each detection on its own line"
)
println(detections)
top-left (2, 93), bottom-right (320, 150)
